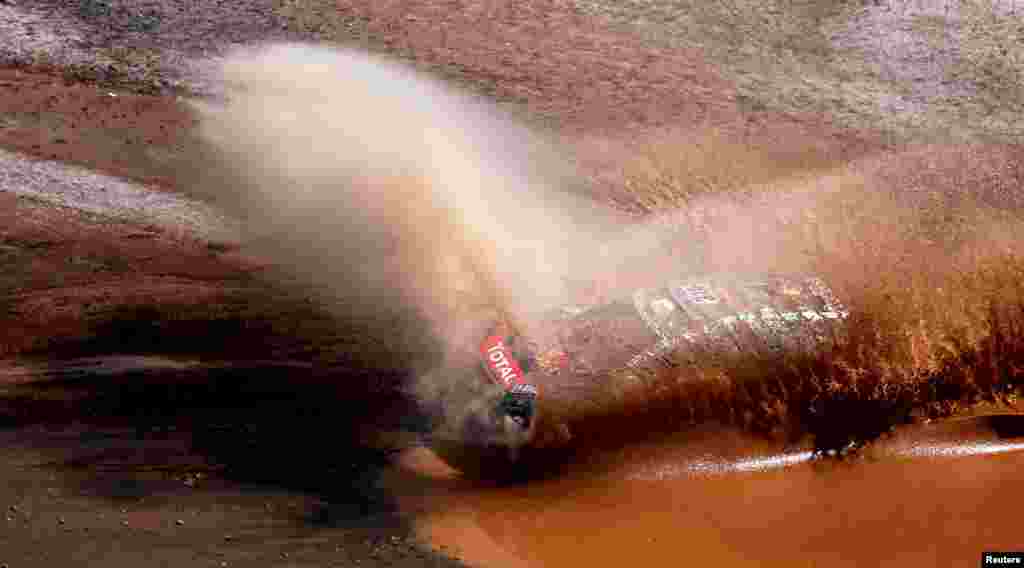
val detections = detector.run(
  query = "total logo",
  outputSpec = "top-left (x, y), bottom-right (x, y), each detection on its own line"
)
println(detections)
top-left (480, 335), bottom-right (527, 387)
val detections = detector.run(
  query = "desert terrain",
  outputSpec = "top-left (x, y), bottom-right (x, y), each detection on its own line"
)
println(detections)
top-left (2, 0), bottom-right (1024, 566)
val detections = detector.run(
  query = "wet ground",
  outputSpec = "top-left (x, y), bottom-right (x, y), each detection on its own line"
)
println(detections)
top-left (398, 413), bottom-right (1024, 567)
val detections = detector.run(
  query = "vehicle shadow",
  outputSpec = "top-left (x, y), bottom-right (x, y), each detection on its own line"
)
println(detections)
top-left (0, 356), bottom-right (431, 529)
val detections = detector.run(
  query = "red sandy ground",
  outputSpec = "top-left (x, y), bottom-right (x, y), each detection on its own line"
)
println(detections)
top-left (3, 3), bottom-right (1024, 568)
top-left (0, 67), bottom-right (194, 187)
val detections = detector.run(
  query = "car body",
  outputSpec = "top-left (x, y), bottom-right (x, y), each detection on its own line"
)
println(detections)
top-left (478, 273), bottom-right (849, 448)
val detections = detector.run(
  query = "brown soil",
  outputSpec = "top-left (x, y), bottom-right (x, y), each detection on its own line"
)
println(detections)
top-left (0, 67), bottom-right (196, 188)
top-left (1, 1), bottom-right (1022, 567)
top-left (335, 0), bottom-right (736, 134)
top-left (1, 191), bottom-right (248, 357)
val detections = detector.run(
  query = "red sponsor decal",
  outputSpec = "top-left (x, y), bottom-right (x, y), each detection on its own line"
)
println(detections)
top-left (480, 335), bottom-right (527, 389)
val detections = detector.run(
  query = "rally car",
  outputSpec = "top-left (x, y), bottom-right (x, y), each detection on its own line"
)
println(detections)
top-left (431, 272), bottom-right (848, 475)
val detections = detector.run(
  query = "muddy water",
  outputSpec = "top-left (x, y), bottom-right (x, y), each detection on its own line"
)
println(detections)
top-left (394, 416), bottom-right (1024, 567)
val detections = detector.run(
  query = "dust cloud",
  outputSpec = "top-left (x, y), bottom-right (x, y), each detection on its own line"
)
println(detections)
top-left (185, 42), bottom-right (625, 447)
